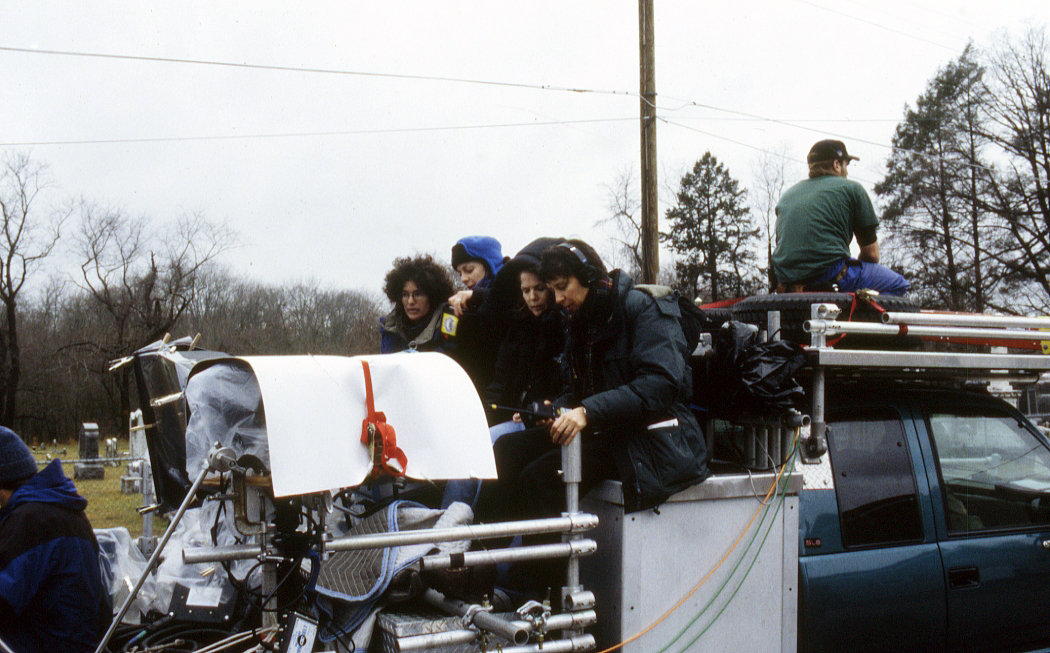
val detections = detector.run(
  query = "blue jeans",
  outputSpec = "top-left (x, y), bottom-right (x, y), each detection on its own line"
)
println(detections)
top-left (817, 258), bottom-right (909, 295)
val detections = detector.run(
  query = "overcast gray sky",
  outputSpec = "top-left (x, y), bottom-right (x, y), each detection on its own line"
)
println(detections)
top-left (2, 1), bottom-right (1047, 296)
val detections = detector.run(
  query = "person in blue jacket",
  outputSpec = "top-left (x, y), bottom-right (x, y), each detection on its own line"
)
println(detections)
top-left (379, 254), bottom-right (457, 354)
top-left (445, 236), bottom-right (510, 393)
top-left (0, 426), bottom-right (110, 653)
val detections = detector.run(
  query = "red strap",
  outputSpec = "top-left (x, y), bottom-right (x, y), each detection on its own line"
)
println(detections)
top-left (825, 293), bottom-right (860, 348)
top-left (360, 360), bottom-right (408, 477)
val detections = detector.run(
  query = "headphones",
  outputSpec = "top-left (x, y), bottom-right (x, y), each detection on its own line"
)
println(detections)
top-left (557, 242), bottom-right (601, 285)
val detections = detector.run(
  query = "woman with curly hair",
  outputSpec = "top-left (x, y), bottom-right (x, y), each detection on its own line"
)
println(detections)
top-left (379, 254), bottom-right (456, 353)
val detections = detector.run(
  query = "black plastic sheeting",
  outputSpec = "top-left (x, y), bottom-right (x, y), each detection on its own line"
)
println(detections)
top-left (694, 321), bottom-right (806, 419)
top-left (132, 347), bottom-right (227, 511)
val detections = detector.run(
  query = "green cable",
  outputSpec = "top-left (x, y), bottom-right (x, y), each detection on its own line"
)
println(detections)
top-left (653, 440), bottom-right (799, 653)
top-left (671, 443), bottom-right (799, 653)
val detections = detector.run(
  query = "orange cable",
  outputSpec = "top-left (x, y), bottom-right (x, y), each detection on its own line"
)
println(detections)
top-left (593, 427), bottom-right (800, 653)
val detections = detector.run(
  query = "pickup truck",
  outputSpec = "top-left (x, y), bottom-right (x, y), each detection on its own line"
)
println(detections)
top-left (799, 383), bottom-right (1050, 653)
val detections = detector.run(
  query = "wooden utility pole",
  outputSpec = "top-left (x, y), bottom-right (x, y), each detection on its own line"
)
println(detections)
top-left (638, 0), bottom-right (659, 284)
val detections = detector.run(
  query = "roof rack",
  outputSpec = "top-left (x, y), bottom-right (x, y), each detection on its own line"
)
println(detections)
top-left (782, 302), bottom-right (1050, 463)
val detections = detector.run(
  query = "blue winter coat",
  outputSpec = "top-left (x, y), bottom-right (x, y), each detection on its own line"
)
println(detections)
top-left (562, 271), bottom-right (709, 512)
top-left (0, 460), bottom-right (109, 653)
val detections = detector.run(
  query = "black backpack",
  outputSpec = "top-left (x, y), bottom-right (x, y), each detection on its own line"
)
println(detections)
top-left (633, 284), bottom-right (715, 354)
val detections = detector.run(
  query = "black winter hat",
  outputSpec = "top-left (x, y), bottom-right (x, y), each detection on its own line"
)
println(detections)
top-left (807, 139), bottom-right (859, 164)
top-left (0, 426), bottom-right (37, 485)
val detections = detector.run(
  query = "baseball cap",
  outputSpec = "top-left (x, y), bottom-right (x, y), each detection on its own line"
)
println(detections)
top-left (807, 139), bottom-right (859, 164)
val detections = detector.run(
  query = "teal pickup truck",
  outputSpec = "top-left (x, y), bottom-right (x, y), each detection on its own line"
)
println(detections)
top-left (799, 384), bottom-right (1050, 653)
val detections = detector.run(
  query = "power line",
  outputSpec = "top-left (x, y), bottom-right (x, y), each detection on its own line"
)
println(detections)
top-left (791, 0), bottom-right (962, 53)
top-left (0, 117), bottom-right (636, 148)
top-left (659, 96), bottom-right (897, 153)
top-left (0, 45), bottom-right (639, 98)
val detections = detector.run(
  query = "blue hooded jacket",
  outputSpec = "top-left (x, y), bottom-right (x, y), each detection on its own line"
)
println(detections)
top-left (0, 460), bottom-right (109, 653)
top-left (452, 236), bottom-right (505, 288)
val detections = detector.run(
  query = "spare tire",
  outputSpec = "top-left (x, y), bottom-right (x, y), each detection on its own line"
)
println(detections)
top-left (730, 293), bottom-right (920, 346)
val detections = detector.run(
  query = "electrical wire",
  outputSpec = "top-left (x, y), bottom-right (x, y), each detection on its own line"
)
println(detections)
top-left (593, 427), bottom-right (800, 653)
top-left (0, 117), bottom-right (636, 148)
top-left (0, 45), bottom-right (639, 97)
top-left (791, 0), bottom-right (961, 52)
top-left (0, 38), bottom-right (1001, 175)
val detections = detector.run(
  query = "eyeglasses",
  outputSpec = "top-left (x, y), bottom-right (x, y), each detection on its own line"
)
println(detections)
top-left (401, 291), bottom-right (427, 301)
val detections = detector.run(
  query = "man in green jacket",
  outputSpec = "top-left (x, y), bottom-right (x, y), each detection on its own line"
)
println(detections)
top-left (772, 139), bottom-right (908, 295)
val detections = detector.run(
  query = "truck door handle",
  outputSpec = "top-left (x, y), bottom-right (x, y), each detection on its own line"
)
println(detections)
top-left (948, 566), bottom-right (980, 589)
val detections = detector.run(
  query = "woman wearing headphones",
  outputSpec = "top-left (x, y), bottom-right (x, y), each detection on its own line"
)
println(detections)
top-left (484, 239), bottom-right (709, 522)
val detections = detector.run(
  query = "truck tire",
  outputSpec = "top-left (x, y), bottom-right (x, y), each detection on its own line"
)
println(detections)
top-left (699, 306), bottom-right (734, 329)
top-left (730, 293), bottom-right (920, 346)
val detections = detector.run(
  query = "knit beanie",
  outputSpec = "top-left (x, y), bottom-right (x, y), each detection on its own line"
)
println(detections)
top-left (0, 426), bottom-right (37, 485)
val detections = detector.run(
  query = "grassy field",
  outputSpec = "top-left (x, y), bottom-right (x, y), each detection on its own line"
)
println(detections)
top-left (31, 442), bottom-right (167, 533)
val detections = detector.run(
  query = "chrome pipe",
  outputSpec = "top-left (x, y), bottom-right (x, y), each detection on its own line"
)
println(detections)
top-left (500, 635), bottom-right (596, 652)
top-left (561, 435), bottom-right (583, 614)
top-left (564, 589), bottom-right (595, 611)
top-left (399, 632), bottom-right (595, 653)
top-left (326, 514), bottom-right (598, 551)
top-left (398, 629), bottom-right (477, 651)
top-left (882, 311), bottom-right (1050, 329)
top-left (396, 610), bottom-right (598, 651)
top-left (806, 319), bottom-right (1050, 342)
top-left (546, 608), bottom-right (598, 630)
top-left (183, 514), bottom-right (599, 564)
top-left (419, 540), bottom-right (597, 570)
top-left (423, 588), bottom-right (529, 645)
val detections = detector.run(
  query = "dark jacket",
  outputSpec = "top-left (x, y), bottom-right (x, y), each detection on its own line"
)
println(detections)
top-left (461, 237), bottom-right (568, 400)
top-left (484, 307), bottom-right (566, 423)
top-left (563, 271), bottom-right (709, 512)
top-left (0, 461), bottom-right (110, 653)
top-left (448, 273), bottom-right (506, 393)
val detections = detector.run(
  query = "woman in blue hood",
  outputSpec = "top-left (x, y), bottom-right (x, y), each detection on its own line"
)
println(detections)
top-left (444, 236), bottom-right (510, 393)
top-left (448, 235), bottom-right (506, 314)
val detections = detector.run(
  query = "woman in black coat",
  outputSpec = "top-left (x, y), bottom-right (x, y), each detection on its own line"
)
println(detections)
top-left (483, 237), bottom-right (567, 429)
top-left (485, 239), bottom-right (709, 519)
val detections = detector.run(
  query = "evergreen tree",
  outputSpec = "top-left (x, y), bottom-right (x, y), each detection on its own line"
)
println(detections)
top-left (664, 152), bottom-right (761, 301)
top-left (875, 46), bottom-right (998, 311)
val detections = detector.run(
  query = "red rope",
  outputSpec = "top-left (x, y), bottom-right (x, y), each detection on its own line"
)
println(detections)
top-left (360, 360), bottom-right (408, 477)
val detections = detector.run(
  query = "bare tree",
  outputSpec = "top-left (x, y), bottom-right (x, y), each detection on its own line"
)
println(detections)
top-left (73, 204), bottom-right (235, 433)
top-left (978, 28), bottom-right (1050, 312)
top-left (597, 166), bottom-right (644, 278)
top-left (750, 145), bottom-right (791, 290)
top-left (0, 154), bottom-right (64, 428)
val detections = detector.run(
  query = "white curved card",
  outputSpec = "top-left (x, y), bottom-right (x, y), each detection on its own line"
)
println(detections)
top-left (237, 353), bottom-right (496, 497)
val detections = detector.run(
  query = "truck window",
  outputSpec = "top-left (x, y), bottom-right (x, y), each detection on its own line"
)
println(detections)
top-left (928, 408), bottom-right (1050, 533)
top-left (828, 408), bottom-right (923, 547)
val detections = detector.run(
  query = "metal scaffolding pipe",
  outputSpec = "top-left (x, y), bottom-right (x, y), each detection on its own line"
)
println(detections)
top-left (326, 514), bottom-right (598, 551)
top-left (396, 611), bottom-right (599, 651)
top-left (182, 514), bottom-right (598, 564)
top-left (882, 311), bottom-right (1050, 329)
top-left (399, 632), bottom-right (595, 653)
top-left (423, 588), bottom-right (530, 646)
top-left (806, 319), bottom-right (1050, 342)
top-left (496, 635), bottom-right (596, 653)
top-left (418, 540), bottom-right (597, 570)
